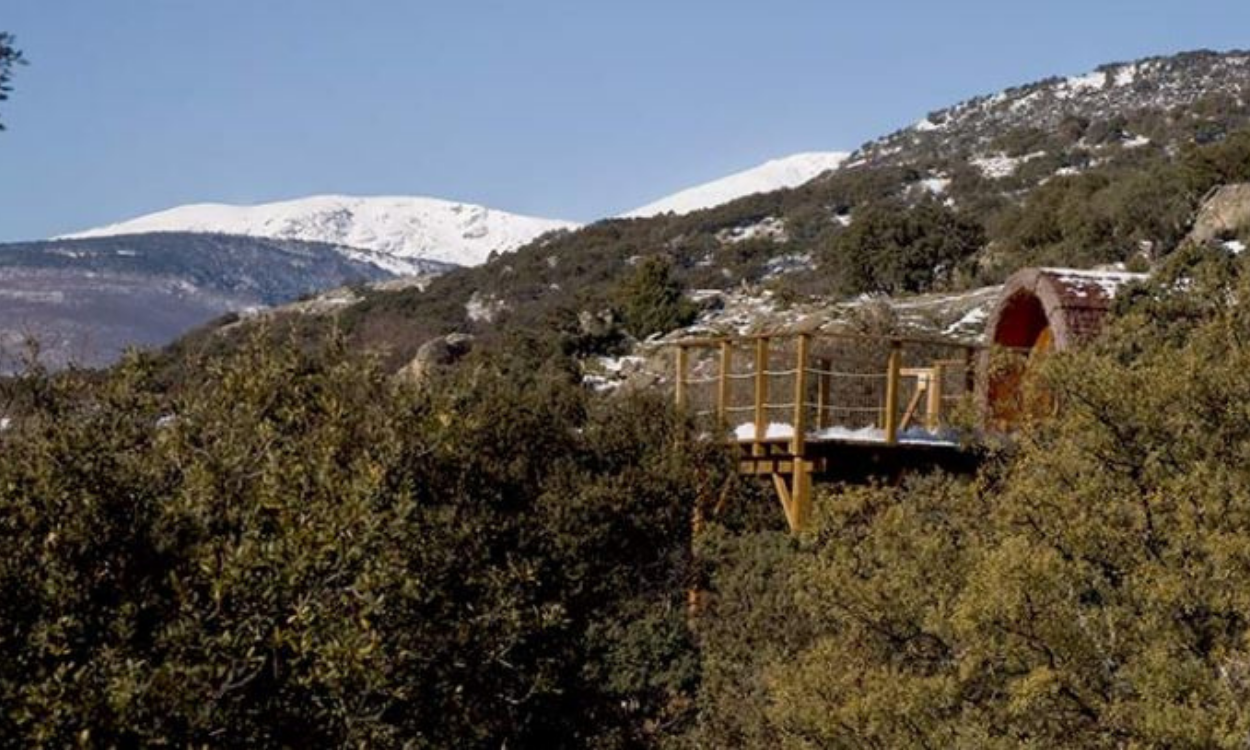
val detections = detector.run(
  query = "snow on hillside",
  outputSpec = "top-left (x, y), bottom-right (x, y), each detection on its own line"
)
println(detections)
top-left (61, 195), bottom-right (579, 269)
top-left (622, 152), bottom-right (849, 218)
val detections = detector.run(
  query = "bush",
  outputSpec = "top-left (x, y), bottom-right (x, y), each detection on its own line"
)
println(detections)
top-left (0, 331), bottom-right (740, 747)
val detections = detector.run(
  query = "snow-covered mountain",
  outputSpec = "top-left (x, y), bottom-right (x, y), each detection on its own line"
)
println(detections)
top-left (61, 195), bottom-right (579, 271)
top-left (622, 151), bottom-right (850, 218)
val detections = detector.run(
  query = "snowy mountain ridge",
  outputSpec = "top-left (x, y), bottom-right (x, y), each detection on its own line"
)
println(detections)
top-left (622, 151), bottom-right (850, 218)
top-left (61, 194), bottom-right (580, 271)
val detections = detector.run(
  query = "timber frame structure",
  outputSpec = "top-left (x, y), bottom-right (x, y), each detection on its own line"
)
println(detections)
top-left (672, 330), bottom-right (984, 531)
top-left (669, 266), bottom-right (1147, 532)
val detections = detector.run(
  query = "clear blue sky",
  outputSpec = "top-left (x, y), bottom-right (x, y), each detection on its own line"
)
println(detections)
top-left (1, 0), bottom-right (1248, 240)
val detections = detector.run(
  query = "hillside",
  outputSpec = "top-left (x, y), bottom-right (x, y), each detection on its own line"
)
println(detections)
top-left (0, 232), bottom-right (408, 371)
top-left (191, 49), bottom-right (1250, 371)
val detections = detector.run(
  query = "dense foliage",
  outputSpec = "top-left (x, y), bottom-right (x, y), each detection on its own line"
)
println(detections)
top-left (0, 338), bottom-right (741, 747)
top-left (685, 247), bottom-right (1250, 748)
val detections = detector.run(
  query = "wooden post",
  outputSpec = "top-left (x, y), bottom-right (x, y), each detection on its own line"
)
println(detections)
top-left (963, 346), bottom-right (976, 395)
top-left (718, 341), bottom-right (732, 429)
top-left (753, 337), bottom-right (769, 455)
top-left (792, 334), bottom-right (809, 457)
top-left (675, 345), bottom-right (689, 410)
top-left (927, 363), bottom-right (944, 431)
top-left (883, 340), bottom-right (902, 445)
top-left (816, 356), bottom-right (832, 429)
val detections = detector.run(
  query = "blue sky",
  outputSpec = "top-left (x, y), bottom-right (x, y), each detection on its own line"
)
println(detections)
top-left (1, 0), bottom-right (1248, 240)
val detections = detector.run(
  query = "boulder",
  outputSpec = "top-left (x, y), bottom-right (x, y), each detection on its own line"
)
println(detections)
top-left (397, 333), bottom-right (475, 384)
top-left (1189, 183), bottom-right (1250, 244)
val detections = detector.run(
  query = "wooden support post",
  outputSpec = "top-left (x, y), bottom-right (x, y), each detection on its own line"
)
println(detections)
top-left (883, 340), bottom-right (902, 445)
top-left (772, 473), bottom-right (795, 530)
top-left (792, 460), bottom-right (811, 531)
top-left (927, 363), bottom-right (944, 431)
top-left (718, 341), bottom-right (731, 429)
top-left (816, 356), bottom-right (832, 429)
top-left (675, 345), bottom-right (689, 410)
top-left (753, 337), bottom-right (769, 455)
top-left (792, 333), bottom-right (809, 457)
top-left (772, 462), bottom-right (812, 533)
top-left (963, 346), bottom-right (976, 395)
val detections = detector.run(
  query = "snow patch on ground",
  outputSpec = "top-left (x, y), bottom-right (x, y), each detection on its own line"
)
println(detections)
top-left (971, 151), bottom-right (1047, 179)
top-left (465, 291), bottom-right (508, 323)
top-left (919, 175), bottom-right (951, 194)
top-left (717, 216), bottom-right (789, 244)
top-left (763, 253), bottom-right (814, 279)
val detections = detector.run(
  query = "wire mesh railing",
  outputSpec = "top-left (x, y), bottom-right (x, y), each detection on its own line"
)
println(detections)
top-left (673, 332), bottom-right (982, 452)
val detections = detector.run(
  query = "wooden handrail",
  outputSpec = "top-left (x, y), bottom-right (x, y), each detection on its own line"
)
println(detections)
top-left (664, 330), bottom-right (987, 351)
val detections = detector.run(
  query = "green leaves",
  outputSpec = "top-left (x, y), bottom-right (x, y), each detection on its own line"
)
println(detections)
top-left (0, 330), bottom-right (730, 747)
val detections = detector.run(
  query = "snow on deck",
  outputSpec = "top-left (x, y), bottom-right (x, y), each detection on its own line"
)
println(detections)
top-left (733, 422), bottom-right (960, 447)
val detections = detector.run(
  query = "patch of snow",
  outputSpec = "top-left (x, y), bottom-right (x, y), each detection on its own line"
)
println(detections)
top-left (943, 305), bottom-right (989, 336)
top-left (1224, 240), bottom-right (1246, 255)
top-left (971, 151), bottom-right (1047, 179)
top-left (465, 291), bottom-right (507, 323)
top-left (1122, 134), bottom-right (1151, 149)
top-left (762, 253), bottom-right (814, 279)
top-left (624, 152), bottom-right (850, 218)
top-left (914, 117), bottom-right (944, 132)
top-left (1065, 70), bottom-right (1107, 93)
top-left (1042, 267), bottom-right (1149, 298)
top-left (919, 176), bottom-right (951, 195)
top-left (733, 421), bottom-right (958, 447)
top-left (717, 216), bottom-right (789, 244)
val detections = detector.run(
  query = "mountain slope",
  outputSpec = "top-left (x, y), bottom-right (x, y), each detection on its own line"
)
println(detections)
top-left (622, 152), bottom-right (849, 218)
top-left (177, 48), bottom-right (1250, 373)
top-left (0, 232), bottom-right (401, 371)
top-left (62, 194), bottom-right (579, 269)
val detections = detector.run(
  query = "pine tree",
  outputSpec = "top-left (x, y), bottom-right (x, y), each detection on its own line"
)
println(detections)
top-left (0, 32), bottom-right (25, 130)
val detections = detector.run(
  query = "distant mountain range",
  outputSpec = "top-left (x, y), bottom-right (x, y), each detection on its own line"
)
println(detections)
top-left (60, 194), bottom-right (580, 272)
top-left (0, 233), bottom-right (409, 372)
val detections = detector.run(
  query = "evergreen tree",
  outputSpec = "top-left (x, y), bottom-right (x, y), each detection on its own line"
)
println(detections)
top-left (615, 255), bottom-right (697, 340)
top-left (0, 33), bottom-right (25, 130)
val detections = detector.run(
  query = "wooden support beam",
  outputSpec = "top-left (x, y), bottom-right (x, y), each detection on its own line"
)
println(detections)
top-left (675, 345), bottom-right (689, 410)
top-left (753, 337), bottom-right (769, 456)
top-left (884, 340), bottom-right (902, 445)
top-left (771, 473), bottom-right (797, 531)
top-left (927, 362), bottom-right (944, 431)
top-left (791, 459), bottom-right (811, 531)
top-left (963, 345), bottom-right (977, 395)
top-left (792, 333), bottom-right (809, 457)
top-left (718, 341), bottom-right (732, 429)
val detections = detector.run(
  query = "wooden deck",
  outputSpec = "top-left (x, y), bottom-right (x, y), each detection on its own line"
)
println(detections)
top-left (671, 331), bottom-right (984, 530)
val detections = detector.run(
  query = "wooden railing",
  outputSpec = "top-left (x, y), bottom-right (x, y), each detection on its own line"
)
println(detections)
top-left (672, 331), bottom-right (981, 455)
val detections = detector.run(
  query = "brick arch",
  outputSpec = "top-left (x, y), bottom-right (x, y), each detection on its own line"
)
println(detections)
top-left (980, 267), bottom-right (1146, 426)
